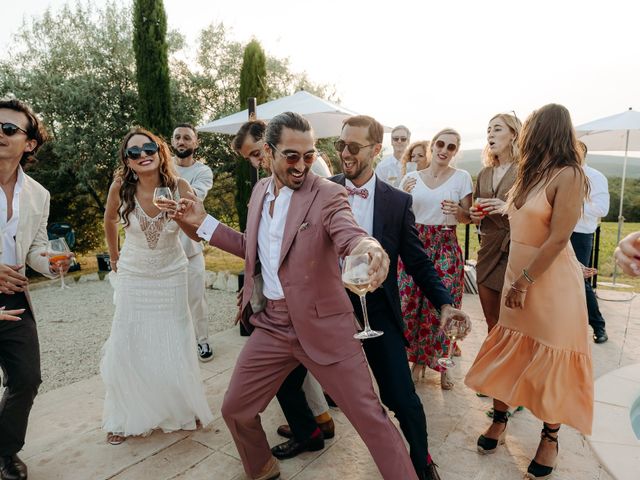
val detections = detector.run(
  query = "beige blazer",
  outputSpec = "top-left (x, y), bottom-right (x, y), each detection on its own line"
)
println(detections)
top-left (1, 174), bottom-right (54, 313)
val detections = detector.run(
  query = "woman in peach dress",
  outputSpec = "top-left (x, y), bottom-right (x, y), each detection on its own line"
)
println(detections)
top-left (465, 104), bottom-right (593, 479)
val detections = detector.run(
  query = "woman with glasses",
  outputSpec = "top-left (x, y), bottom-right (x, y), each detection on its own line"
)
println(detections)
top-left (101, 128), bottom-right (213, 445)
top-left (470, 113), bottom-right (521, 334)
top-left (398, 128), bottom-right (472, 389)
top-left (465, 104), bottom-right (593, 479)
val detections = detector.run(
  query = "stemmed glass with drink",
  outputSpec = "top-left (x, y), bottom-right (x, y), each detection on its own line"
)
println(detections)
top-left (437, 317), bottom-right (467, 369)
top-left (442, 191), bottom-right (455, 232)
top-left (473, 197), bottom-right (488, 235)
top-left (342, 254), bottom-right (383, 340)
top-left (47, 238), bottom-right (71, 289)
top-left (153, 187), bottom-right (176, 215)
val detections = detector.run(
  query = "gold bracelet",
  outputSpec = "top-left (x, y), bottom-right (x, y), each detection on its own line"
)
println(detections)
top-left (510, 283), bottom-right (528, 293)
top-left (522, 268), bottom-right (535, 284)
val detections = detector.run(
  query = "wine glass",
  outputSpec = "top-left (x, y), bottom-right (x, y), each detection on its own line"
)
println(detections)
top-left (387, 175), bottom-right (398, 187)
top-left (474, 197), bottom-right (487, 235)
top-left (437, 317), bottom-right (466, 369)
top-left (153, 187), bottom-right (173, 207)
top-left (342, 254), bottom-right (383, 340)
top-left (47, 238), bottom-right (71, 289)
top-left (405, 162), bottom-right (418, 174)
top-left (442, 191), bottom-right (454, 231)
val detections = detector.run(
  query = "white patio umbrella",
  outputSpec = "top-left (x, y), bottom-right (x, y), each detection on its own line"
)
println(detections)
top-left (575, 107), bottom-right (640, 284)
top-left (197, 90), bottom-right (391, 138)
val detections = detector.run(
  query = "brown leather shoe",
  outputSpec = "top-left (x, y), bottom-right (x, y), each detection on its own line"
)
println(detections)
top-left (276, 418), bottom-right (335, 440)
top-left (251, 456), bottom-right (280, 480)
top-left (0, 455), bottom-right (28, 480)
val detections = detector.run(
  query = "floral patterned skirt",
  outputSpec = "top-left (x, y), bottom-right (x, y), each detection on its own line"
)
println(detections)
top-left (398, 224), bottom-right (464, 371)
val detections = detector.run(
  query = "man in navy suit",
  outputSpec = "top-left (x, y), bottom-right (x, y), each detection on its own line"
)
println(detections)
top-left (271, 115), bottom-right (470, 480)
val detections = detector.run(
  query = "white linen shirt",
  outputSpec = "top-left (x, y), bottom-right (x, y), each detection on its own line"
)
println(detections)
top-left (0, 167), bottom-right (25, 265)
top-left (574, 165), bottom-right (610, 234)
top-left (345, 174), bottom-right (376, 235)
top-left (196, 177), bottom-right (293, 300)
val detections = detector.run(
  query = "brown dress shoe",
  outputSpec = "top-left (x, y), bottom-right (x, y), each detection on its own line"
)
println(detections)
top-left (0, 455), bottom-right (28, 480)
top-left (276, 418), bottom-right (335, 440)
top-left (251, 456), bottom-right (280, 480)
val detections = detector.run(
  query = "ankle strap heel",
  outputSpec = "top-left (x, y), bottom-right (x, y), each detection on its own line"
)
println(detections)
top-left (477, 409), bottom-right (509, 454)
top-left (526, 424), bottom-right (560, 479)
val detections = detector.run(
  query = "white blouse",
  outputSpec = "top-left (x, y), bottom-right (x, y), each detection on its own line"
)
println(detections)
top-left (401, 169), bottom-right (473, 225)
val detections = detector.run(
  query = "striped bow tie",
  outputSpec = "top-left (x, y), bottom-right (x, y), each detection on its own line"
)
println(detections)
top-left (346, 186), bottom-right (369, 199)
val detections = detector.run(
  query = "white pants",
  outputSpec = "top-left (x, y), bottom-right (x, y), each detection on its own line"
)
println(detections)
top-left (303, 372), bottom-right (330, 416)
top-left (187, 253), bottom-right (209, 343)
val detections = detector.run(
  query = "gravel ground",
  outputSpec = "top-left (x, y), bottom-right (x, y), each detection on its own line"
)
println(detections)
top-left (27, 276), bottom-right (238, 393)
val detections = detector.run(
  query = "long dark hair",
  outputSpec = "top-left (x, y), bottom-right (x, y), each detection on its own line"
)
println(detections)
top-left (115, 128), bottom-right (178, 227)
top-left (508, 104), bottom-right (589, 207)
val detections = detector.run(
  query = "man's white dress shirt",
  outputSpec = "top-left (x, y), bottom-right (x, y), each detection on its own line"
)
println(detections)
top-left (574, 165), bottom-right (609, 234)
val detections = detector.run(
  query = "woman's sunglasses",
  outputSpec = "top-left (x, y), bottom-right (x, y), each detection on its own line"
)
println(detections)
top-left (0, 122), bottom-right (28, 137)
top-left (334, 140), bottom-right (375, 155)
top-left (126, 142), bottom-right (159, 160)
top-left (434, 140), bottom-right (457, 152)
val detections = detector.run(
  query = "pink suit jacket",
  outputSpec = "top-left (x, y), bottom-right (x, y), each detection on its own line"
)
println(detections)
top-left (210, 172), bottom-right (370, 365)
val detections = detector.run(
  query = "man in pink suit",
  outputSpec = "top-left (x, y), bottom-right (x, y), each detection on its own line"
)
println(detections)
top-left (173, 112), bottom-right (418, 480)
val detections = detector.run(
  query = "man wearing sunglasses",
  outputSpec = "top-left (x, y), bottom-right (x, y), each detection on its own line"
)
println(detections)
top-left (274, 115), bottom-right (471, 480)
top-left (171, 123), bottom-right (215, 362)
top-left (375, 124), bottom-right (411, 187)
top-left (171, 111), bottom-right (418, 480)
top-left (0, 99), bottom-right (70, 480)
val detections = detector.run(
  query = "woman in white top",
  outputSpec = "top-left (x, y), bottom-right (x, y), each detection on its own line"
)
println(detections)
top-left (398, 128), bottom-right (472, 389)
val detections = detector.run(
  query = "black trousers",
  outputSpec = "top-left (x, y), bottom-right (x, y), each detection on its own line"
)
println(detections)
top-left (276, 300), bottom-right (430, 472)
top-left (570, 232), bottom-right (606, 333)
top-left (0, 292), bottom-right (41, 456)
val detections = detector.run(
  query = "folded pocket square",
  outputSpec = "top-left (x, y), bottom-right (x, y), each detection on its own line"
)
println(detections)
top-left (298, 222), bottom-right (311, 232)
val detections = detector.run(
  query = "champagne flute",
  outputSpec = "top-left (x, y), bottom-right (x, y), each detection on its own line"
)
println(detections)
top-left (47, 238), bottom-right (71, 289)
top-left (437, 317), bottom-right (466, 369)
top-left (442, 191), bottom-right (454, 231)
top-left (342, 254), bottom-right (383, 340)
top-left (474, 197), bottom-right (488, 235)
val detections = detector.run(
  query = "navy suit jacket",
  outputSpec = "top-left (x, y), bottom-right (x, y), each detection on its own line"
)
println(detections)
top-left (331, 174), bottom-right (454, 338)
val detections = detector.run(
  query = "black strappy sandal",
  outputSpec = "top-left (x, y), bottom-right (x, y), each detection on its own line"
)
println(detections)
top-left (526, 424), bottom-right (560, 479)
top-left (477, 408), bottom-right (508, 454)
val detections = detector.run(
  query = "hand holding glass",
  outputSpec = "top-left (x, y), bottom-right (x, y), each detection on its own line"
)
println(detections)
top-left (47, 238), bottom-right (71, 289)
top-left (437, 317), bottom-right (467, 369)
top-left (342, 254), bottom-right (383, 339)
top-left (473, 197), bottom-right (488, 235)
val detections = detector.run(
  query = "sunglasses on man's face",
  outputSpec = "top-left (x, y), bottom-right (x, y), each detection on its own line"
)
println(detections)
top-left (392, 136), bottom-right (408, 143)
top-left (126, 142), bottom-right (159, 160)
top-left (269, 144), bottom-right (316, 164)
top-left (434, 140), bottom-right (457, 152)
top-left (334, 140), bottom-right (375, 156)
top-left (0, 122), bottom-right (28, 137)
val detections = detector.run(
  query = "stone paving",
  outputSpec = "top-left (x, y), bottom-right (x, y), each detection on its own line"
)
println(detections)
top-left (21, 291), bottom-right (640, 480)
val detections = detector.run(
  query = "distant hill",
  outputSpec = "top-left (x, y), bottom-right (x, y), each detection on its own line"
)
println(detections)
top-left (456, 150), bottom-right (640, 179)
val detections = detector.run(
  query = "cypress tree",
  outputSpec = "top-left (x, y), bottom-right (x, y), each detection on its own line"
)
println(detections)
top-left (132, 0), bottom-right (172, 137)
top-left (236, 40), bottom-right (268, 231)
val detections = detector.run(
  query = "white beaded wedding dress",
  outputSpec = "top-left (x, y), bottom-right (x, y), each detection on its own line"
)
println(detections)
top-left (101, 200), bottom-right (213, 436)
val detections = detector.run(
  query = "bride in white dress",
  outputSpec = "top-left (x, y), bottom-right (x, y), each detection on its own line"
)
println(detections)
top-left (101, 128), bottom-right (213, 445)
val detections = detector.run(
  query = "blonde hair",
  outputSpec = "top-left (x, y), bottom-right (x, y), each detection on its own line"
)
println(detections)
top-left (400, 141), bottom-right (430, 177)
top-left (482, 113), bottom-right (522, 167)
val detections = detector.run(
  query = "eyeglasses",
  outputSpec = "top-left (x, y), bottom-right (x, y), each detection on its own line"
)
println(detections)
top-left (0, 122), bottom-right (28, 137)
top-left (392, 136), bottom-right (408, 143)
top-left (269, 143), bottom-right (316, 164)
top-left (126, 142), bottom-right (159, 159)
top-left (334, 140), bottom-right (375, 155)
top-left (434, 140), bottom-right (458, 152)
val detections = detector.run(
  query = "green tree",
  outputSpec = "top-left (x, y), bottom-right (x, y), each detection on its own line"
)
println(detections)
top-left (235, 40), bottom-right (268, 231)
top-left (133, 0), bottom-right (172, 137)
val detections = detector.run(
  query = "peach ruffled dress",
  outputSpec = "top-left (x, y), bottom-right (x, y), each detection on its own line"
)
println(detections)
top-left (465, 179), bottom-right (594, 435)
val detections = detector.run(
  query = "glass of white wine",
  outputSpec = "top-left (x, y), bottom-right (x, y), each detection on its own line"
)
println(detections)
top-left (442, 190), bottom-right (454, 232)
top-left (47, 238), bottom-right (71, 289)
top-left (153, 187), bottom-right (176, 215)
top-left (437, 317), bottom-right (466, 369)
top-left (342, 254), bottom-right (383, 340)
